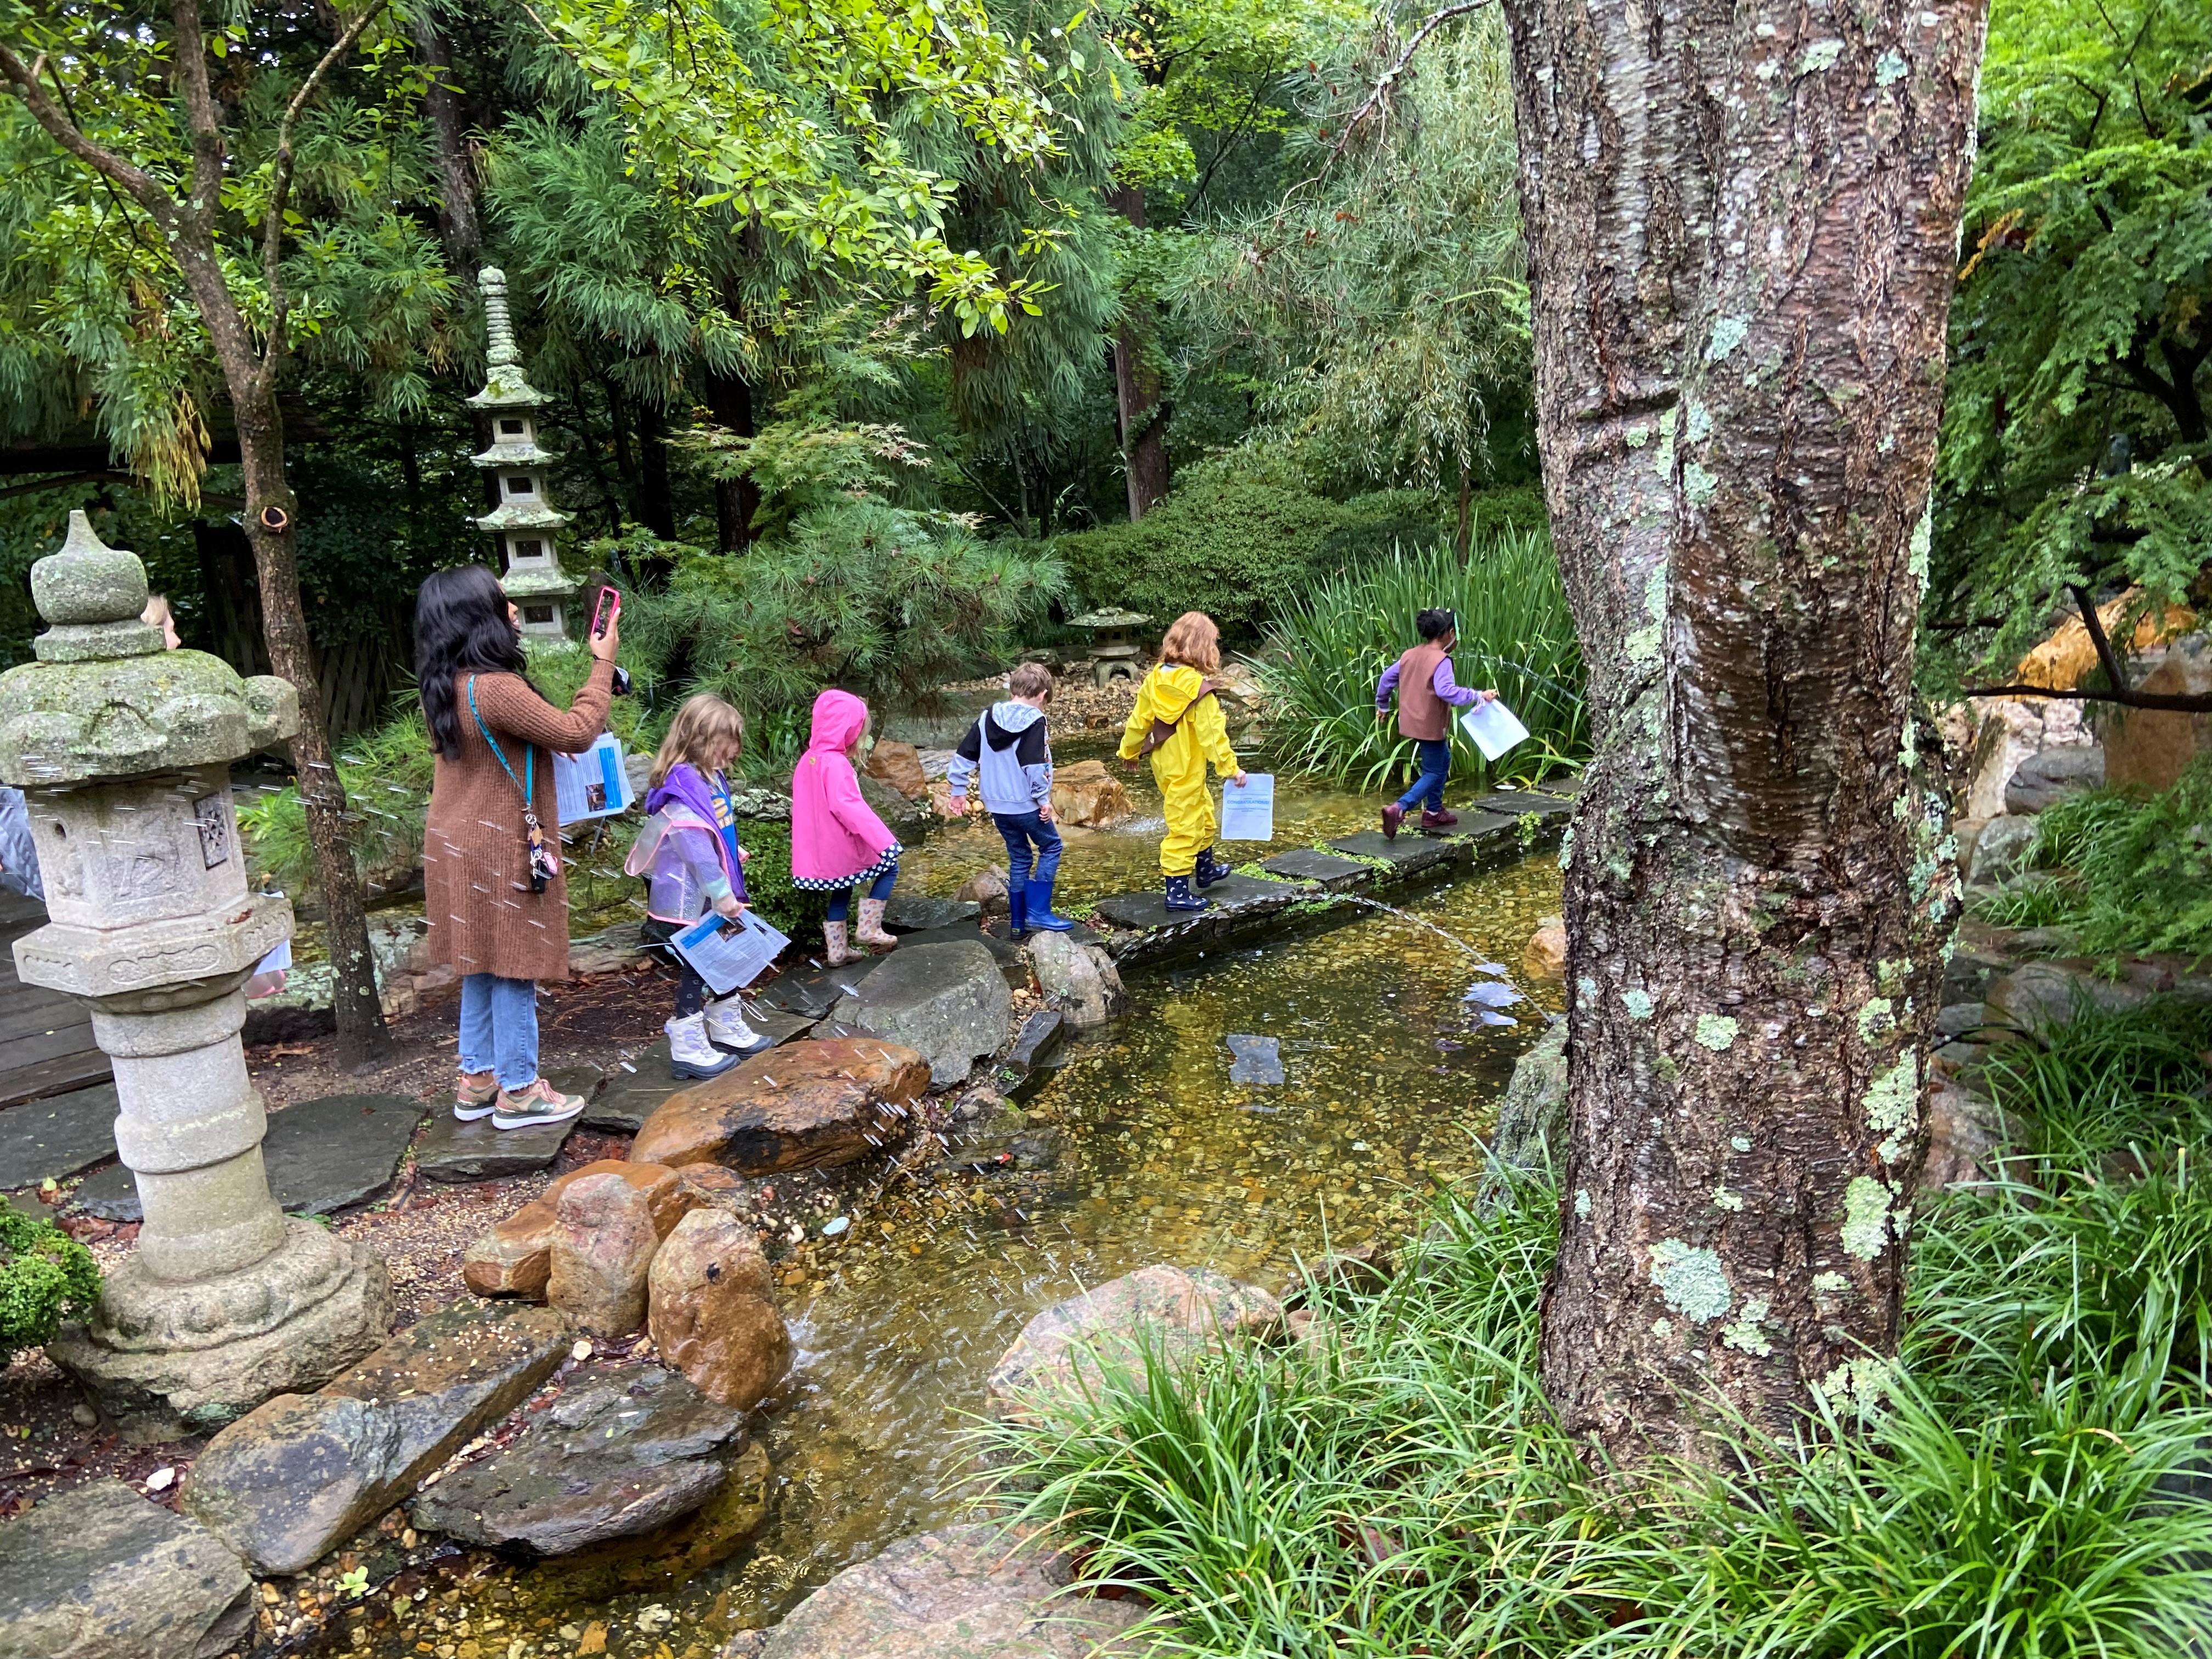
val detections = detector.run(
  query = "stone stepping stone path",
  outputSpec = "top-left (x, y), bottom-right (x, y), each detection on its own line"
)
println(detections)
top-left (896, 922), bottom-right (1031, 988)
top-left (182, 1300), bottom-right (571, 1575)
top-left (0, 1477), bottom-right (252, 1659)
top-left (0, 1079), bottom-right (117, 1191)
top-left (1328, 825), bottom-right (1503, 873)
top-left (585, 1010), bottom-right (820, 1133)
top-left (72, 1092), bottom-right (426, 1221)
top-left (1474, 788), bottom-right (1577, 819)
top-left (1090, 871), bottom-right (1312, 933)
top-left (881, 894), bottom-right (981, 932)
top-left (408, 1362), bottom-right (751, 1555)
top-left (415, 1105), bottom-right (578, 1183)
top-left (758, 957), bottom-right (879, 1018)
top-left (1259, 848), bottom-right (1373, 889)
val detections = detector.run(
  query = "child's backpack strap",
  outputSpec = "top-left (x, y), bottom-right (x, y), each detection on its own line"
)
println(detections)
top-left (1138, 678), bottom-right (1223, 756)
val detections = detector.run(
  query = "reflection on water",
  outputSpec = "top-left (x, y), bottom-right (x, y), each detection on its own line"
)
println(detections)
top-left (325, 758), bottom-right (1566, 1657)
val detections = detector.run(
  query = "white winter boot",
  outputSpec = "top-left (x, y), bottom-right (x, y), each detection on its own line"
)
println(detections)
top-left (668, 1013), bottom-right (740, 1080)
top-left (704, 995), bottom-right (771, 1056)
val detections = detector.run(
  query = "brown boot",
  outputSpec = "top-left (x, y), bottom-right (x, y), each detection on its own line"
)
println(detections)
top-left (1420, 808), bottom-right (1459, 831)
top-left (1381, 803), bottom-right (1405, 841)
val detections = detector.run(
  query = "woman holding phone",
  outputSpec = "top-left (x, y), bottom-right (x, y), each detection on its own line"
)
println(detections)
top-left (416, 566), bottom-right (619, 1129)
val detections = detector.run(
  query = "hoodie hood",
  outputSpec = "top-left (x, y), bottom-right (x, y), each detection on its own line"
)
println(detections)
top-left (986, 700), bottom-right (1045, 749)
top-left (1146, 663), bottom-right (1210, 722)
top-left (807, 689), bottom-right (869, 755)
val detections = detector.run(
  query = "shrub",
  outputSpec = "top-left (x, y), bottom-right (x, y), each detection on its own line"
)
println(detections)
top-left (1, 1207), bottom-right (100, 1363)
top-left (1255, 534), bottom-right (1587, 791)
top-left (729, 815), bottom-right (832, 941)
top-left (623, 500), bottom-right (1068, 719)
top-left (1052, 481), bottom-right (1440, 640)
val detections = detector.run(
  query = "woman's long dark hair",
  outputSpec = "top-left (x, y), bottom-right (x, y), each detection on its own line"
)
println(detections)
top-left (415, 565), bottom-right (527, 759)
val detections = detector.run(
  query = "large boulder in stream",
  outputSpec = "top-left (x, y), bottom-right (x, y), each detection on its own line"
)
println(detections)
top-left (1486, 1019), bottom-right (1568, 1181)
top-left (649, 1208), bottom-right (791, 1412)
top-left (631, 1037), bottom-right (932, 1172)
top-left (987, 1265), bottom-right (1280, 1419)
top-left (757, 1524), bottom-right (1144, 1659)
top-left (832, 942), bottom-right (1013, 1086)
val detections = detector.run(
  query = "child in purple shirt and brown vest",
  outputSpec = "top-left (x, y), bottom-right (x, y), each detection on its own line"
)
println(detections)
top-left (1374, 607), bottom-right (1498, 839)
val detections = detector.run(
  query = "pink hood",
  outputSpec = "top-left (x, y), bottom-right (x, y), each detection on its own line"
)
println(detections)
top-left (808, 689), bottom-right (870, 756)
top-left (789, 689), bottom-right (896, 882)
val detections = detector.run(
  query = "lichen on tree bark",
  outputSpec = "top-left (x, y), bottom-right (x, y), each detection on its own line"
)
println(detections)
top-left (1499, 0), bottom-right (1986, 1462)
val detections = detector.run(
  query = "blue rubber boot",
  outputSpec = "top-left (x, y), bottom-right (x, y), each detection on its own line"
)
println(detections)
top-left (1025, 877), bottom-right (1075, 932)
top-left (1164, 873), bottom-right (1210, 912)
top-left (1007, 887), bottom-right (1030, 940)
top-left (1195, 847), bottom-right (1233, 888)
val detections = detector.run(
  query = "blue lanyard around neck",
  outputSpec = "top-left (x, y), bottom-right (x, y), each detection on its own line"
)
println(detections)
top-left (466, 676), bottom-right (533, 804)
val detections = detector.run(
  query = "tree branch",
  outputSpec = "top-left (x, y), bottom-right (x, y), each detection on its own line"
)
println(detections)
top-left (1332, 1), bottom-right (1496, 154)
top-left (2067, 583), bottom-right (2129, 696)
top-left (264, 0), bottom-right (390, 369)
top-left (171, 0), bottom-right (226, 221)
top-left (0, 44), bottom-right (177, 228)
top-left (1960, 681), bottom-right (2212, 713)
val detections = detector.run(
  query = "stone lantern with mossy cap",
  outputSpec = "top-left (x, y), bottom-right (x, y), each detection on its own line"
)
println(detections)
top-left (469, 266), bottom-right (577, 640)
top-left (0, 511), bottom-right (392, 1440)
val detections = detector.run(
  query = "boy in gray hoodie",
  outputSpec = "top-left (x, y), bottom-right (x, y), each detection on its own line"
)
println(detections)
top-left (943, 661), bottom-right (1074, 938)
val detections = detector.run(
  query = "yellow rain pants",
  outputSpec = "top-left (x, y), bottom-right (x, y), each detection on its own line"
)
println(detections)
top-left (1118, 664), bottom-right (1241, 876)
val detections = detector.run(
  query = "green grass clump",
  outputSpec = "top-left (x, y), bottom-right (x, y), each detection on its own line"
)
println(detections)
top-left (1254, 536), bottom-right (1587, 793)
top-left (1971, 758), bottom-right (2212, 960)
top-left (981, 1019), bottom-right (2212, 1659)
top-left (1, 1206), bottom-right (100, 1363)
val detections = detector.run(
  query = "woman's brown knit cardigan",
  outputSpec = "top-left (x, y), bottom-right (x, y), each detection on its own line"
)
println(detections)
top-left (421, 660), bottom-right (615, 984)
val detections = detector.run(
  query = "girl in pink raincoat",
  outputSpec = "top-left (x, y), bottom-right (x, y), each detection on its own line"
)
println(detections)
top-left (790, 689), bottom-right (901, 965)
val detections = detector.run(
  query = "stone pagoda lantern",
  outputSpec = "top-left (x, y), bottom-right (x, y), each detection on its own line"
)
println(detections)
top-left (468, 267), bottom-right (577, 639)
top-left (0, 513), bottom-right (391, 1439)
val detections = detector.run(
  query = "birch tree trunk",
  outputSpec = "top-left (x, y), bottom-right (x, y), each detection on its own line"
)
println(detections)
top-left (1498, 0), bottom-right (1984, 1462)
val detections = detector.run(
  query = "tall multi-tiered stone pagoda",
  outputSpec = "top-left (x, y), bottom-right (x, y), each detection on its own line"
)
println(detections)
top-left (467, 267), bottom-right (575, 639)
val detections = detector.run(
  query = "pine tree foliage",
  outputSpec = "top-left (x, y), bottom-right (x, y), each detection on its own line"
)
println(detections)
top-left (1928, 0), bottom-right (2212, 686)
top-left (1173, 13), bottom-right (1528, 494)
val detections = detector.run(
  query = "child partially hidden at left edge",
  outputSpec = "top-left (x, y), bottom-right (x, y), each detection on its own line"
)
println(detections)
top-left (628, 693), bottom-right (774, 1079)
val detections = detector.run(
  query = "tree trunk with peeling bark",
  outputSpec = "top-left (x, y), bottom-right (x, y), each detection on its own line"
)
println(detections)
top-left (1499, 0), bottom-right (1984, 1463)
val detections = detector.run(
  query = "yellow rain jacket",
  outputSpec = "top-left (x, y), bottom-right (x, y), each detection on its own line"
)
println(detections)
top-left (1118, 664), bottom-right (1240, 876)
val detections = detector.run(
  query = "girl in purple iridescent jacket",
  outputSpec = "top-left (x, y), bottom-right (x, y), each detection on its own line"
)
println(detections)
top-left (625, 695), bottom-right (771, 1079)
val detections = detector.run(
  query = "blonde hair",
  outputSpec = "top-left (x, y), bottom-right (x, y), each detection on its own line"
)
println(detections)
top-left (653, 694), bottom-right (746, 786)
top-left (142, 594), bottom-right (173, 629)
top-left (1159, 612), bottom-right (1222, 674)
top-left (1007, 661), bottom-right (1054, 701)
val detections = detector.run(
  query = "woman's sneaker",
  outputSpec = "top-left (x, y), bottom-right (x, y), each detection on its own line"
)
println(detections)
top-left (454, 1073), bottom-right (499, 1122)
top-left (492, 1077), bottom-right (587, 1130)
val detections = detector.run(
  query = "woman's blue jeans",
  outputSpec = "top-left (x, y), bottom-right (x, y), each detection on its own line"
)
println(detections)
top-left (459, 972), bottom-right (539, 1091)
top-left (994, 810), bottom-right (1063, 890)
top-left (1395, 738), bottom-right (1453, 814)
top-left (826, 858), bottom-right (899, 922)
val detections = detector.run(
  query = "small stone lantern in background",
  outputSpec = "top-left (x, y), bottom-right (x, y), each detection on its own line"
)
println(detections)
top-left (0, 512), bottom-right (392, 1439)
top-left (469, 267), bottom-right (577, 640)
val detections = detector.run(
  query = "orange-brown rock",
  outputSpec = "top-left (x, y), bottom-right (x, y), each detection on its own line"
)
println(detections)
top-left (547, 1173), bottom-right (658, 1336)
top-left (864, 739), bottom-right (930, 799)
top-left (648, 1209), bottom-right (791, 1411)
top-left (1049, 758), bottom-right (1132, 828)
top-left (462, 1160), bottom-right (693, 1300)
top-left (2013, 589), bottom-right (2194, 690)
top-left (1522, 916), bottom-right (1567, 980)
top-left (630, 1037), bottom-right (931, 1173)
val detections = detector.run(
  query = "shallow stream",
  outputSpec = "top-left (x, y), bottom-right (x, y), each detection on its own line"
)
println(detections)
top-left (323, 758), bottom-right (1566, 1658)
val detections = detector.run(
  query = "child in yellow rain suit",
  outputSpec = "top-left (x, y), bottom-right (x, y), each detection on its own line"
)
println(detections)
top-left (1119, 611), bottom-right (1248, 911)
